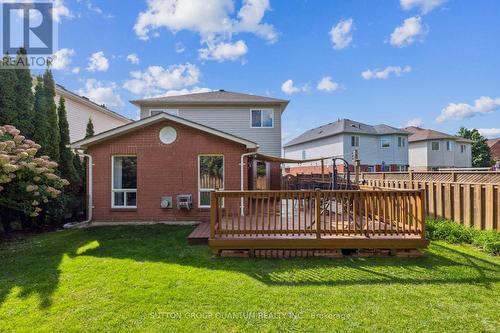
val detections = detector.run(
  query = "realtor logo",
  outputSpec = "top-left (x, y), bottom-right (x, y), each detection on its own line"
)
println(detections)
top-left (1, 0), bottom-right (56, 67)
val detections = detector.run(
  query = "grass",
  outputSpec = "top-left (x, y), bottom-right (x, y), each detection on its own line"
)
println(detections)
top-left (426, 219), bottom-right (500, 255)
top-left (0, 225), bottom-right (499, 332)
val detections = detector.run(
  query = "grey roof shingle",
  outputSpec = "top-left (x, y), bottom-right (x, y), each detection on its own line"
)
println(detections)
top-left (404, 126), bottom-right (474, 143)
top-left (284, 119), bottom-right (409, 147)
top-left (130, 90), bottom-right (289, 106)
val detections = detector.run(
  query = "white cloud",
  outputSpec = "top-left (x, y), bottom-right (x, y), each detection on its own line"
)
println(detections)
top-left (405, 117), bottom-right (423, 127)
top-left (199, 40), bottom-right (248, 61)
top-left (87, 51), bottom-right (109, 72)
top-left (175, 42), bottom-right (186, 53)
top-left (77, 79), bottom-right (124, 108)
top-left (478, 128), bottom-right (500, 139)
top-left (126, 53), bottom-right (140, 65)
top-left (123, 63), bottom-right (201, 97)
top-left (281, 79), bottom-right (308, 95)
top-left (316, 76), bottom-right (339, 92)
top-left (329, 18), bottom-right (354, 50)
top-left (400, 0), bottom-right (446, 14)
top-left (134, 0), bottom-right (277, 42)
top-left (51, 48), bottom-right (75, 70)
top-left (436, 96), bottom-right (500, 123)
top-left (390, 16), bottom-right (426, 47)
top-left (361, 66), bottom-right (412, 80)
top-left (52, 0), bottom-right (73, 22)
top-left (72, 67), bottom-right (80, 74)
top-left (78, 0), bottom-right (114, 18)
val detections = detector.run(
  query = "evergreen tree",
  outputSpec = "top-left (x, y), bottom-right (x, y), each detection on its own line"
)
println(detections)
top-left (32, 77), bottom-right (50, 154)
top-left (85, 117), bottom-right (95, 138)
top-left (57, 96), bottom-right (80, 189)
top-left (42, 70), bottom-right (60, 162)
top-left (458, 127), bottom-right (492, 167)
top-left (13, 48), bottom-right (35, 138)
top-left (0, 54), bottom-right (18, 126)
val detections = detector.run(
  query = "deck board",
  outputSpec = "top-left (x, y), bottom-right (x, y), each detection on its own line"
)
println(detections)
top-left (187, 222), bottom-right (210, 245)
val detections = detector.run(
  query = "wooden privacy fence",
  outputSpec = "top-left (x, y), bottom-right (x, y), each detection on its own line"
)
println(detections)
top-left (210, 190), bottom-right (426, 239)
top-left (362, 171), bottom-right (500, 184)
top-left (363, 179), bottom-right (500, 231)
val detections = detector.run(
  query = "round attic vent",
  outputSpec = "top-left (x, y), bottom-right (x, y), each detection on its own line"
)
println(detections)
top-left (159, 126), bottom-right (177, 144)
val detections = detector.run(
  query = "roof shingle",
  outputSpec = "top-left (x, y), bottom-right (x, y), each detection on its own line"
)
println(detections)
top-left (284, 119), bottom-right (409, 147)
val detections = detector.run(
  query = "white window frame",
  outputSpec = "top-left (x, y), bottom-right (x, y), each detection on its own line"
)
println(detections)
top-left (367, 165), bottom-right (375, 172)
top-left (397, 165), bottom-right (407, 172)
top-left (380, 136), bottom-right (391, 148)
top-left (461, 144), bottom-right (466, 154)
top-left (446, 141), bottom-right (453, 151)
top-left (198, 154), bottom-right (224, 208)
top-left (351, 135), bottom-right (359, 147)
top-left (111, 155), bottom-right (137, 209)
top-left (398, 136), bottom-right (405, 147)
top-left (431, 141), bottom-right (440, 151)
top-left (149, 109), bottom-right (179, 117)
top-left (250, 109), bottom-right (274, 128)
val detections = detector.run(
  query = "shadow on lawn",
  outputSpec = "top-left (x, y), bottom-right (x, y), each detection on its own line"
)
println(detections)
top-left (1, 225), bottom-right (499, 309)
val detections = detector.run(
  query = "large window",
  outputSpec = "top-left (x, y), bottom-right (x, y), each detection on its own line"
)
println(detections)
top-left (381, 136), bottom-right (391, 148)
top-left (198, 155), bottom-right (224, 208)
top-left (446, 141), bottom-right (453, 151)
top-left (351, 135), bottom-right (359, 147)
top-left (431, 141), bottom-right (440, 151)
top-left (112, 156), bottom-right (137, 208)
top-left (251, 109), bottom-right (273, 128)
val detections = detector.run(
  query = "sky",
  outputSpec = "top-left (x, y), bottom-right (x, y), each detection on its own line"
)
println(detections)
top-left (34, 0), bottom-right (500, 143)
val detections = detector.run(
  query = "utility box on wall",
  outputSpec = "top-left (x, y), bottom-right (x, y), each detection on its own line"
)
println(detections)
top-left (160, 196), bottom-right (172, 209)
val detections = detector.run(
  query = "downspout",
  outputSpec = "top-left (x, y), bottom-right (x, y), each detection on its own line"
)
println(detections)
top-left (240, 152), bottom-right (257, 216)
top-left (63, 150), bottom-right (93, 229)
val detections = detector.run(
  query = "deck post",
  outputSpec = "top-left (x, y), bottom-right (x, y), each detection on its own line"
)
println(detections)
top-left (315, 189), bottom-right (321, 239)
top-left (210, 191), bottom-right (217, 239)
top-left (420, 189), bottom-right (426, 239)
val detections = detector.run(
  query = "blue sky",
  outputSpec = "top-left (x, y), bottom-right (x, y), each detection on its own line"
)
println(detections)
top-left (40, 0), bottom-right (500, 142)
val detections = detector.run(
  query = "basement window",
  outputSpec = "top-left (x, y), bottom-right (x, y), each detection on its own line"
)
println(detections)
top-left (112, 156), bottom-right (137, 208)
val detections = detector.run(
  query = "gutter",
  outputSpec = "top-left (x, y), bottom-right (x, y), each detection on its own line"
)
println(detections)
top-left (63, 150), bottom-right (93, 229)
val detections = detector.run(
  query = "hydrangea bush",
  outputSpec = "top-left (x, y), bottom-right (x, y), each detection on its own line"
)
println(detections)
top-left (0, 125), bottom-right (69, 217)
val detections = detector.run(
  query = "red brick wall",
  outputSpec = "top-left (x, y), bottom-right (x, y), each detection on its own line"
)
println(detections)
top-left (87, 119), bottom-right (249, 222)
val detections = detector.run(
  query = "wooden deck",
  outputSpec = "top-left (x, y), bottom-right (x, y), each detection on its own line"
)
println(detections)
top-left (188, 222), bottom-right (210, 245)
top-left (207, 190), bottom-right (429, 255)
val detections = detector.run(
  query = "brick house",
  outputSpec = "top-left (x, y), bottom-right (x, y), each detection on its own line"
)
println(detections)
top-left (71, 113), bottom-right (259, 222)
top-left (488, 138), bottom-right (500, 162)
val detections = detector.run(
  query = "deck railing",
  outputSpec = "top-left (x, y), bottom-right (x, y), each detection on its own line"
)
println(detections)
top-left (210, 190), bottom-right (426, 239)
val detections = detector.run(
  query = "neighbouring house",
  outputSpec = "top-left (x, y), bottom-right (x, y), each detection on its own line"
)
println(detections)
top-left (55, 84), bottom-right (132, 142)
top-left (487, 138), bottom-right (500, 162)
top-left (283, 119), bottom-right (410, 174)
top-left (70, 91), bottom-right (288, 223)
top-left (131, 90), bottom-right (288, 190)
top-left (404, 126), bottom-right (473, 171)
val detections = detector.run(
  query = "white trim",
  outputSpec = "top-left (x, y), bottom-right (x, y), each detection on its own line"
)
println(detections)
top-left (198, 154), bottom-right (224, 208)
top-left (149, 108), bottom-right (179, 117)
top-left (71, 112), bottom-right (259, 149)
top-left (250, 109), bottom-right (274, 129)
top-left (111, 155), bottom-right (138, 209)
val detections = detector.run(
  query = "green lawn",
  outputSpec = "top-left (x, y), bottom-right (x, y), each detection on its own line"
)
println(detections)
top-left (1, 226), bottom-right (499, 332)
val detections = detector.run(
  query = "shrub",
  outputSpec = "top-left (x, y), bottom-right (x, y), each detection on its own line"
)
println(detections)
top-left (426, 219), bottom-right (500, 255)
top-left (0, 125), bottom-right (68, 220)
